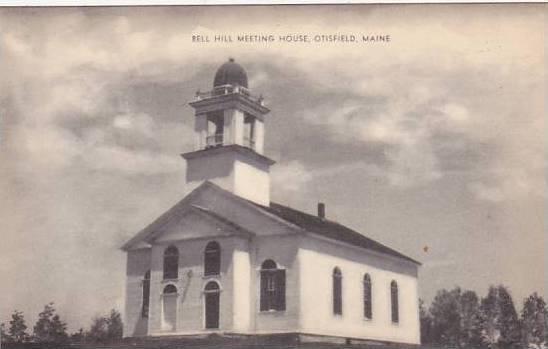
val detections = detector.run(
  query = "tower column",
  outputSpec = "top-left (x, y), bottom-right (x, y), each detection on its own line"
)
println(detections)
top-left (254, 120), bottom-right (265, 155)
top-left (195, 114), bottom-right (208, 151)
top-left (223, 108), bottom-right (245, 146)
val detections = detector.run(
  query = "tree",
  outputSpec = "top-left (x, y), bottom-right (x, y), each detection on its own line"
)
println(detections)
top-left (430, 287), bottom-right (462, 346)
top-left (420, 298), bottom-right (433, 344)
top-left (86, 309), bottom-right (123, 343)
top-left (1, 322), bottom-right (7, 343)
top-left (87, 316), bottom-right (109, 343)
top-left (33, 302), bottom-right (68, 343)
top-left (480, 285), bottom-right (521, 349)
top-left (521, 293), bottom-right (547, 349)
top-left (7, 310), bottom-right (29, 342)
top-left (70, 328), bottom-right (86, 343)
top-left (106, 309), bottom-right (123, 340)
top-left (460, 290), bottom-right (483, 348)
top-left (428, 287), bottom-right (484, 348)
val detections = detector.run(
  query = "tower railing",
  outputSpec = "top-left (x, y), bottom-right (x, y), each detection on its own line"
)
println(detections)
top-left (243, 136), bottom-right (256, 150)
top-left (206, 134), bottom-right (224, 148)
top-left (195, 84), bottom-right (265, 106)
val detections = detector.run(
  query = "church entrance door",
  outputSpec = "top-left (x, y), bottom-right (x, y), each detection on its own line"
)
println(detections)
top-left (162, 285), bottom-right (177, 331)
top-left (204, 281), bottom-right (220, 329)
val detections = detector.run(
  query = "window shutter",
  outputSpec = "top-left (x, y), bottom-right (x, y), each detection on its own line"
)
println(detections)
top-left (276, 270), bottom-right (286, 311)
top-left (260, 271), bottom-right (268, 311)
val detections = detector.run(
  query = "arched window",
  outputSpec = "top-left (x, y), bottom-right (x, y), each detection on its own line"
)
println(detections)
top-left (363, 274), bottom-right (372, 319)
top-left (391, 280), bottom-right (399, 323)
top-left (142, 270), bottom-right (151, 318)
top-left (162, 285), bottom-right (177, 331)
top-left (260, 259), bottom-right (285, 311)
top-left (204, 241), bottom-right (221, 276)
top-left (204, 281), bottom-right (220, 329)
top-left (163, 284), bottom-right (177, 294)
top-left (333, 267), bottom-right (342, 315)
top-left (163, 245), bottom-right (179, 280)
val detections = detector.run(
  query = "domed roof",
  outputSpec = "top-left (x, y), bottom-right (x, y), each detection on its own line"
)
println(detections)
top-left (213, 58), bottom-right (248, 88)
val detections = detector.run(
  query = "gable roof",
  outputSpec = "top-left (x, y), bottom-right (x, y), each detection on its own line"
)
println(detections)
top-left (121, 181), bottom-right (420, 265)
top-left (249, 201), bottom-right (421, 265)
top-left (121, 183), bottom-right (211, 251)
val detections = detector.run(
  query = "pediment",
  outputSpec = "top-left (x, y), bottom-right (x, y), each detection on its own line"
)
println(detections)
top-left (149, 206), bottom-right (252, 243)
top-left (122, 181), bottom-right (300, 251)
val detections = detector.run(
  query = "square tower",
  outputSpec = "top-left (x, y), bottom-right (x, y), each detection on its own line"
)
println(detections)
top-left (182, 59), bottom-right (275, 206)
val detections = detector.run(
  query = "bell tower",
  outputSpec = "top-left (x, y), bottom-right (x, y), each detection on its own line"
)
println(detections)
top-left (182, 58), bottom-right (274, 206)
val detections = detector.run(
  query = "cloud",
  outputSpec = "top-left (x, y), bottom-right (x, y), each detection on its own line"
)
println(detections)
top-left (271, 160), bottom-right (314, 192)
top-left (292, 49), bottom-right (542, 194)
top-left (0, 5), bottom-right (543, 330)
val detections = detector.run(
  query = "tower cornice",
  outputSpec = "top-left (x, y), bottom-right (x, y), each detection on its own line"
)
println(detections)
top-left (189, 92), bottom-right (270, 121)
top-left (181, 144), bottom-right (276, 166)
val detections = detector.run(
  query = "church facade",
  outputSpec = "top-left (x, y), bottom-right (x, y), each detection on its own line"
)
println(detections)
top-left (122, 59), bottom-right (421, 346)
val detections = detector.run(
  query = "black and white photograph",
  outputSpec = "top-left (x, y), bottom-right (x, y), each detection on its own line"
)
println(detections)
top-left (0, 4), bottom-right (545, 349)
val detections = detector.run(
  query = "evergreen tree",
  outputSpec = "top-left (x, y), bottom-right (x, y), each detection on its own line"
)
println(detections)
top-left (33, 302), bottom-right (68, 343)
top-left (7, 310), bottom-right (29, 343)
top-left (521, 293), bottom-right (547, 349)
top-left (419, 298), bottom-right (433, 344)
top-left (1, 322), bottom-right (7, 342)
top-left (106, 309), bottom-right (123, 340)
top-left (87, 316), bottom-right (109, 343)
top-left (86, 309), bottom-right (123, 343)
top-left (480, 285), bottom-right (521, 349)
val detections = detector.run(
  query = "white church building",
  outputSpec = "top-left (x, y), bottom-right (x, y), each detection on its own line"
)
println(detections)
top-left (122, 59), bottom-right (421, 347)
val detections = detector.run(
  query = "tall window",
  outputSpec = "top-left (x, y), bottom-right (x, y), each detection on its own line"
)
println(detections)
top-left (163, 245), bottom-right (179, 280)
top-left (260, 259), bottom-right (285, 311)
top-left (333, 267), bottom-right (342, 315)
top-left (204, 241), bottom-right (221, 276)
top-left (142, 270), bottom-right (151, 318)
top-left (391, 280), bottom-right (399, 323)
top-left (363, 274), bottom-right (372, 319)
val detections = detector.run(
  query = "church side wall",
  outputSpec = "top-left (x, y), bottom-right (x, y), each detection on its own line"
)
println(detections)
top-left (124, 248), bottom-right (151, 337)
top-left (252, 234), bottom-right (300, 332)
top-left (147, 235), bottom-right (244, 336)
top-left (298, 236), bottom-right (420, 345)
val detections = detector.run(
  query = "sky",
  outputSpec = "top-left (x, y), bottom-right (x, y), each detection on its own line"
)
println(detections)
top-left (0, 5), bottom-right (545, 332)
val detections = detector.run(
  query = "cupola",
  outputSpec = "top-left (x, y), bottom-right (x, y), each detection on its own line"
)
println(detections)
top-left (213, 58), bottom-right (248, 88)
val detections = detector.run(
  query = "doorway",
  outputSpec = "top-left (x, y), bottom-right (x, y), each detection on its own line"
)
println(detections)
top-left (204, 281), bottom-right (220, 329)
